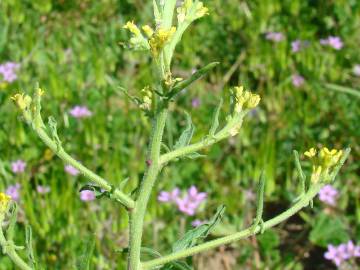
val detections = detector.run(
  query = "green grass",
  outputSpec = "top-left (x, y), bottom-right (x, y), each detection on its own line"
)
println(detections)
top-left (0, 0), bottom-right (359, 269)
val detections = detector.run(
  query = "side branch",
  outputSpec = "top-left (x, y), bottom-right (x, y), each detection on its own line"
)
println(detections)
top-left (159, 114), bottom-right (244, 164)
top-left (34, 126), bottom-right (135, 209)
top-left (141, 184), bottom-right (322, 269)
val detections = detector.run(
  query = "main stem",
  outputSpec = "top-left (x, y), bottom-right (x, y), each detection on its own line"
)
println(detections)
top-left (127, 108), bottom-right (168, 270)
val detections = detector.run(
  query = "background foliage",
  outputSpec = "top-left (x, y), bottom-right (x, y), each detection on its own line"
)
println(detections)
top-left (0, 0), bottom-right (359, 269)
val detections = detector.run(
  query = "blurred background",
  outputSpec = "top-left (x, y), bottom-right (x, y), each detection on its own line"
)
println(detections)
top-left (0, 0), bottom-right (359, 269)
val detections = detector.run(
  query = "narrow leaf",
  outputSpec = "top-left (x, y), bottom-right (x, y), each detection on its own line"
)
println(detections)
top-left (76, 234), bottom-right (96, 270)
top-left (173, 112), bottom-right (194, 150)
top-left (48, 116), bottom-right (62, 151)
top-left (209, 98), bottom-right (223, 136)
top-left (293, 150), bottom-right (306, 194)
top-left (167, 62), bottom-right (220, 100)
top-left (172, 205), bottom-right (226, 252)
top-left (329, 147), bottom-right (351, 182)
top-left (252, 172), bottom-right (265, 232)
top-left (25, 225), bottom-right (37, 268)
top-left (6, 203), bottom-right (18, 240)
top-left (119, 177), bottom-right (130, 190)
top-left (184, 152), bottom-right (206, 160)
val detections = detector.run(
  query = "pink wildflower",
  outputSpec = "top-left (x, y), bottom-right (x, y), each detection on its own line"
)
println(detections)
top-left (80, 190), bottom-right (96, 201)
top-left (265, 32), bottom-right (284, 42)
top-left (0, 62), bottom-right (20, 83)
top-left (65, 165), bottom-right (80, 176)
top-left (292, 74), bottom-right (305, 87)
top-left (11, 160), bottom-right (26, 174)
top-left (318, 185), bottom-right (338, 206)
top-left (37, 185), bottom-right (51, 194)
top-left (69, 106), bottom-right (92, 118)
top-left (158, 188), bottom-right (180, 202)
top-left (320, 36), bottom-right (343, 50)
top-left (6, 184), bottom-right (21, 201)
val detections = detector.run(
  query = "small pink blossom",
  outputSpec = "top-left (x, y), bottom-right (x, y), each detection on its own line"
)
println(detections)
top-left (69, 106), bottom-right (92, 118)
top-left (65, 165), bottom-right (80, 176)
top-left (80, 190), bottom-right (96, 201)
top-left (318, 185), bottom-right (338, 206)
top-left (0, 62), bottom-right (20, 83)
top-left (292, 74), bottom-right (305, 87)
top-left (11, 160), bottom-right (26, 174)
top-left (6, 184), bottom-right (21, 201)
top-left (324, 244), bottom-right (344, 266)
top-left (265, 32), bottom-right (284, 42)
top-left (37, 185), bottom-right (51, 194)
top-left (191, 98), bottom-right (201, 108)
top-left (175, 186), bottom-right (207, 216)
top-left (158, 188), bottom-right (180, 202)
top-left (320, 36), bottom-right (343, 50)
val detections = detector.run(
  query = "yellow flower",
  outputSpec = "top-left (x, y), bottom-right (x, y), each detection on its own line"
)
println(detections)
top-left (304, 147), bottom-right (317, 158)
top-left (123, 21), bottom-right (141, 37)
top-left (319, 147), bottom-right (343, 167)
top-left (11, 93), bottom-right (32, 110)
top-left (195, 2), bottom-right (209, 18)
top-left (142, 25), bottom-right (154, 38)
top-left (310, 165), bottom-right (322, 183)
top-left (37, 88), bottom-right (45, 96)
top-left (149, 27), bottom-right (176, 56)
top-left (233, 86), bottom-right (261, 112)
top-left (0, 192), bottom-right (11, 213)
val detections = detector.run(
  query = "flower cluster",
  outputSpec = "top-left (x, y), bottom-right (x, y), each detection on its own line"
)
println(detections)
top-left (353, 64), bottom-right (360, 76)
top-left (0, 192), bottom-right (11, 214)
top-left (0, 62), bottom-right (20, 83)
top-left (232, 86), bottom-right (261, 113)
top-left (11, 93), bottom-right (32, 111)
top-left (324, 241), bottom-right (360, 267)
top-left (158, 186), bottom-right (207, 216)
top-left (304, 147), bottom-right (343, 183)
top-left (123, 21), bottom-right (176, 56)
top-left (177, 0), bottom-right (209, 24)
top-left (69, 106), bottom-right (92, 119)
top-left (318, 185), bottom-right (338, 206)
top-left (320, 36), bottom-right (343, 50)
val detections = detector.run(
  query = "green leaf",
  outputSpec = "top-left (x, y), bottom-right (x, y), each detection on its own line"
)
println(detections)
top-left (172, 205), bottom-right (226, 252)
top-left (6, 203), bottom-right (18, 241)
top-left (119, 177), bottom-right (130, 190)
top-left (48, 116), bottom-right (62, 151)
top-left (309, 213), bottom-right (349, 247)
top-left (209, 98), bottom-right (223, 136)
top-left (76, 234), bottom-right (96, 270)
top-left (173, 112), bottom-right (194, 150)
top-left (167, 62), bottom-right (220, 100)
top-left (25, 225), bottom-right (37, 268)
top-left (184, 152), bottom-right (206, 160)
top-left (161, 261), bottom-right (193, 270)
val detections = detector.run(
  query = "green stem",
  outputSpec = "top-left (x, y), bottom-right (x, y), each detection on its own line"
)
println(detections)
top-left (142, 184), bottom-right (322, 269)
top-left (127, 109), bottom-right (168, 270)
top-left (0, 224), bottom-right (33, 270)
top-left (31, 125), bottom-right (135, 209)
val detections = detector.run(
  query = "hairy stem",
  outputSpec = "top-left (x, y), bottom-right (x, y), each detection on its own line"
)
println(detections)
top-left (0, 225), bottom-right (32, 270)
top-left (142, 184), bottom-right (322, 269)
top-left (128, 109), bottom-right (168, 270)
top-left (31, 125), bottom-right (135, 209)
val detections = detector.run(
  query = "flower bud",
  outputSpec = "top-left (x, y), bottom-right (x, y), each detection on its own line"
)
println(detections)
top-left (0, 192), bottom-right (11, 214)
top-left (11, 93), bottom-right (32, 111)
